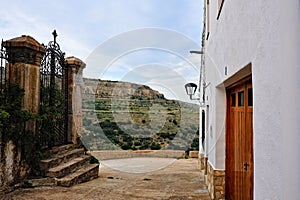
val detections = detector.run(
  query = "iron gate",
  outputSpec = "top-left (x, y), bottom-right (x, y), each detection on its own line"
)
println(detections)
top-left (0, 40), bottom-right (8, 95)
top-left (39, 30), bottom-right (69, 147)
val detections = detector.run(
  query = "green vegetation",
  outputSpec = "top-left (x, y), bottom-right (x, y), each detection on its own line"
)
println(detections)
top-left (0, 83), bottom-right (68, 173)
top-left (0, 83), bottom-right (34, 142)
top-left (0, 84), bottom-right (46, 169)
top-left (81, 79), bottom-right (200, 152)
top-left (38, 83), bottom-right (66, 146)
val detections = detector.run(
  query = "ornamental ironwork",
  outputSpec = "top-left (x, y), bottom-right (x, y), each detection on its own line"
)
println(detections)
top-left (39, 30), bottom-right (69, 147)
top-left (0, 40), bottom-right (8, 97)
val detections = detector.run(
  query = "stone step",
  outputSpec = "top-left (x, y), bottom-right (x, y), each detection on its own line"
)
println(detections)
top-left (25, 177), bottom-right (56, 187)
top-left (46, 155), bottom-right (91, 178)
top-left (49, 144), bottom-right (75, 155)
top-left (56, 164), bottom-right (99, 187)
top-left (40, 148), bottom-right (85, 172)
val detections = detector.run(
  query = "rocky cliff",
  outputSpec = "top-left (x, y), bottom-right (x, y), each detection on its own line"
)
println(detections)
top-left (83, 78), bottom-right (165, 100)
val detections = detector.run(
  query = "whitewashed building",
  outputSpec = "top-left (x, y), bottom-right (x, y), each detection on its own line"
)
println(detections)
top-left (195, 0), bottom-right (300, 199)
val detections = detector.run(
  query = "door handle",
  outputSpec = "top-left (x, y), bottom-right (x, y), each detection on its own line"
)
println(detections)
top-left (243, 162), bottom-right (249, 171)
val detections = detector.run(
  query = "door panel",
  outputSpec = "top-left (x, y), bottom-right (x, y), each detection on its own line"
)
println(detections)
top-left (226, 79), bottom-right (253, 200)
top-left (244, 82), bottom-right (253, 199)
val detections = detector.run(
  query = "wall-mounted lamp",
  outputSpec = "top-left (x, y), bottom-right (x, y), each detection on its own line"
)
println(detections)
top-left (189, 50), bottom-right (203, 54)
top-left (186, 50), bottom-right (204, 102)
top-left (185, 83), bottom-right (200, 100)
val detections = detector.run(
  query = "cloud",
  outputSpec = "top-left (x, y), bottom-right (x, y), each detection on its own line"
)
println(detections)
top-left (115, 62), bottom-right (199, 102)
top-left (1, 0), bottom-right (202, 56)
top-left (0, 0), bottom-right (203, 102)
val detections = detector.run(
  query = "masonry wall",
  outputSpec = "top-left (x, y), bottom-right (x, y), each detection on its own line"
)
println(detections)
top-left (206, 161), bottom-right (225, 200)
top-left (0, 140), bottom-right (29, 194)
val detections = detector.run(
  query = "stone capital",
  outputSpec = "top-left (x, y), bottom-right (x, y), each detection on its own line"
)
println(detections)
top-left (66, 56), bottom-right (86, 71)
top-left (2, 35), bottom-right (45, 65)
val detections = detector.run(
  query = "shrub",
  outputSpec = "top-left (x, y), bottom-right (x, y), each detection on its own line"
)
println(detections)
top-left (134, 141), bottom-right (141, 146)
top-left (150, 143), bottom-right (161, 150)
top-left (172, 119), bottom-right (178, 125)
top-left (121, 142), bottom-right (131, 150)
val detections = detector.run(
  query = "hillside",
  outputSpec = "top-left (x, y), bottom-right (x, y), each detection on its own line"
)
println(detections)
top-left (81, 78), bottom-right (199, 152)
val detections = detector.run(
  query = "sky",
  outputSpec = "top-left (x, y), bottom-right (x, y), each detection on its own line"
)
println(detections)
top-left (0, 0), bottom-right (204, 102)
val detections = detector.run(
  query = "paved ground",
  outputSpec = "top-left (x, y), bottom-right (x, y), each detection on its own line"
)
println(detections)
top-left (3, 158), bottom-right (211, 200)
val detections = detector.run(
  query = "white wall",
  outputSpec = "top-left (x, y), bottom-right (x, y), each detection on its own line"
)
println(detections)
top-left (204, 0), bottom-right (300, 199)
top-left (280, 1), bottom-right (300, 199)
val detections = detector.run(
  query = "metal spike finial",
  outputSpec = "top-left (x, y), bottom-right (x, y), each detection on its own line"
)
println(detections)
top-left (52, 30), bottom-right (58, 43)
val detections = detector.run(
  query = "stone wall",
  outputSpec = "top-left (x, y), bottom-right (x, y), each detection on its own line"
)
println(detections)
top-left (92, 150), bottom-right (185, 160)
top-left (189, 151), bottom-right (199, 158)
top-left (199, 153), bottom-right (208, 172)
top-left (0, 140), bottom-right (30, 194)
top-left (206, 161), bottom-right (225, 200)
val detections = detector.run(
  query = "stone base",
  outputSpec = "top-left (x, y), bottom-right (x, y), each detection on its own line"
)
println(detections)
top-left (199, 154), bottom-right (208, 174)
top-left (206, 162), bottom-right (225, 200)
top-left (91, 150), bottom-right (185, 160)
top-left (189, 151), bottom-right (199, 158)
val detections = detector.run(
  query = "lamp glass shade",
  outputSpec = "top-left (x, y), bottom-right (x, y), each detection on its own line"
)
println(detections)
top-left (185, 83), bottom-right (197, 95)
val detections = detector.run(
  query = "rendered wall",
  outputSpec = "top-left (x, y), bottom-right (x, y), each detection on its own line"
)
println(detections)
top-left (280, 1), bottom-right (300, 199)
top-left (203, 0), bottom-right (299, 199)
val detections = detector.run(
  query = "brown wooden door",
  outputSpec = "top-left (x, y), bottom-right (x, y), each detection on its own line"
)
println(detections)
top-left (226, 79), bottom-right (253, 200)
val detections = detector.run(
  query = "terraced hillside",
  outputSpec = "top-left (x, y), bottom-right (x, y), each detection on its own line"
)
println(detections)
top-left (81, 79), bottom-right (199, 153)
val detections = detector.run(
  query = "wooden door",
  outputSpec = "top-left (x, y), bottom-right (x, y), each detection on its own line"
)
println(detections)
top-left (226, 79), bottom-right (253, 200)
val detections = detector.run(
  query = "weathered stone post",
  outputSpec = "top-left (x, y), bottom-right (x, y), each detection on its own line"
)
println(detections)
top-left (0, 35), bottom-right (45, 192)
top-left (3, 35), bottom-right (45, 130)
top-left (65, 56), bottom-right (86, 144)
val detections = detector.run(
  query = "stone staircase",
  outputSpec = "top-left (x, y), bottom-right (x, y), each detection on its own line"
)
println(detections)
top-left (31, 144), bottom-right (99, 187)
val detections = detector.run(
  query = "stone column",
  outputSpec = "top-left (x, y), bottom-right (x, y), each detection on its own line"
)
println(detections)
top-left (65, 56), bottom-right (86, 144)
top-left (3, 35), bottom-right (45, 132)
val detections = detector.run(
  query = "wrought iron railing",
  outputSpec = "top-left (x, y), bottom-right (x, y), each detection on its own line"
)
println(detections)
top-left (0, 40), bottom-right (8, 99)
top-left (39, 30), bottom-right (69, 147)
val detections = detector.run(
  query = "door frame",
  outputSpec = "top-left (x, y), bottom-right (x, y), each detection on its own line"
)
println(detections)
top-left (225, 75), bottom-right (253, 200)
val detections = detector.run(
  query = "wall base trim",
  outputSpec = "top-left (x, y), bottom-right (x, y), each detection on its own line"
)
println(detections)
top-left (206, 160), bottom-right (226, 200)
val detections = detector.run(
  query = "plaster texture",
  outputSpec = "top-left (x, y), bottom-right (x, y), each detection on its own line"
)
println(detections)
top-left (203, 0), bottom-right (300, 199)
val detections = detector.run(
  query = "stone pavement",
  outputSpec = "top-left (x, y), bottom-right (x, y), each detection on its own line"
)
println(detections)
top-left (3, 158), bottom-right (211, 200)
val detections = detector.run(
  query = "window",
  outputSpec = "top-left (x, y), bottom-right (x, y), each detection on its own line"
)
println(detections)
top-left (231, 93), bottom-right (236, 107)
top-left (206, 0), bottom-right (210, 40)
top-left (238, 91), bottom-right (244, 107)
top-left (248, 88), bottom-right (253, 106)
top-left (217, 0), bottom-right (225, 20)
top-left (201, 110), bottom-right (205, 150)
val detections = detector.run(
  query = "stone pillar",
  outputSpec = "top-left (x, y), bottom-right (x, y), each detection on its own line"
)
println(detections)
top-left (3, 35), bottom-right (45, 131)
top-left (0, 36), bottom-right (45, 192)
top-left (66, 56), bottom-right (86, 144)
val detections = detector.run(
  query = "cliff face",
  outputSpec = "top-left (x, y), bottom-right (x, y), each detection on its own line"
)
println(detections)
top-left (83, 78), bottom-right (165, 100)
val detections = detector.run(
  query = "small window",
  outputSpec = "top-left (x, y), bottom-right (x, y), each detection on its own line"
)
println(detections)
top-left (206, 0), bottom-right (210, 40)
top-left (217, 0), bottom-right (225, 20)
top-left (231, 94), bottom-right (236, 107)
top-left (201, 110), bottom-right (205, 150)
top-left (248, 88), bottom-right (253, 106)
top-left (238, 91), bottom-right (244, 107)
